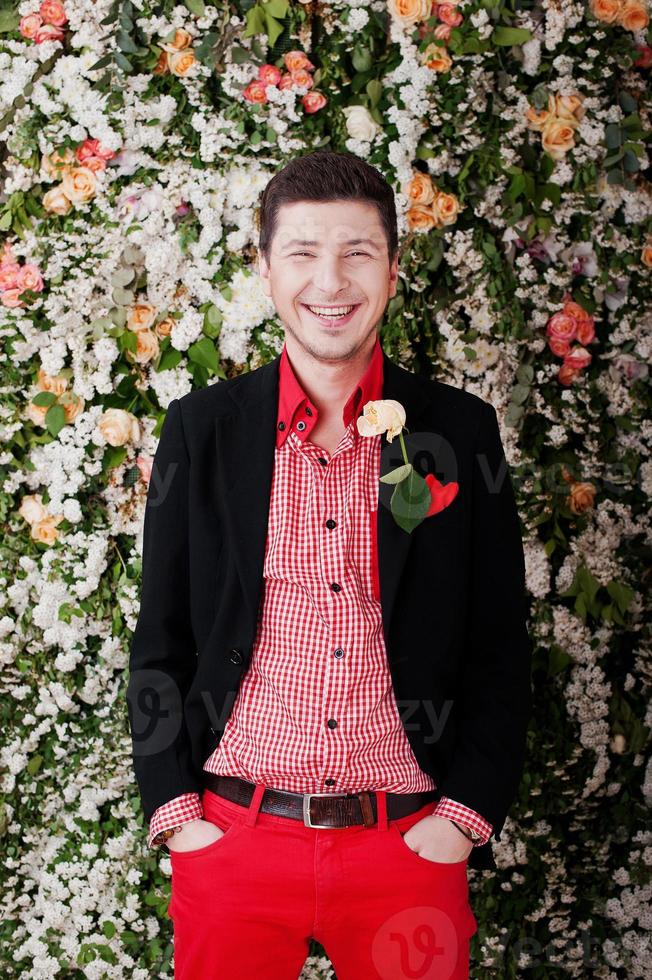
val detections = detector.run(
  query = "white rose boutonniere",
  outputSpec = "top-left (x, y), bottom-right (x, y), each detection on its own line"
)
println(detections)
top-left (357, 398), bottom-right (459, 533)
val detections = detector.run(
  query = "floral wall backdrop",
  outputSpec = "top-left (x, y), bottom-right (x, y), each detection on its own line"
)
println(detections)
top-left (1, 0), bottom-right (651, 976)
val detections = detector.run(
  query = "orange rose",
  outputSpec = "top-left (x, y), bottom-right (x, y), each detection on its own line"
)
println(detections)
top-left (60, 390), bottom-right (85, 423)
top-left (283, 50), bottom-right (315, 73)
top-left (406, 204), bottom-right (437, 232)
top-left (525, 104), bottom-right (552, 132)
top-left (168, 50), bottom-right (197, 77)
top-left (554, 94), bottom-right (585, 124)
top-left (558, 362), bottom-right (580, 385)
top-left (568, 482), bottom-right (596, 515)
top-left (564, 346), bottom-right (592, 370)
top-left (302, 91), bottom-right (327, 113)
top-left (290, 68), bottom-right (314, 89)
top-left (32, 514), bottom-right (64, 545)
top-left (243, 80), bottom-right (268, 104)
top-left (38, 368), bottom-right (68, 395)
top-left (153, 50), bottom-right (169, 75)
top-left (421, 42), bottom-right (452, 71)
top-left (258, 64), bottom-right (282, 86)
top-left (154, 316), bottom-right (175, 338)
top-left (161, 27), bottom-right (193, 52)
top-left (641, 244), bottom-right (652, 267)
top-left (541, 117), bottom-right (576, 159)
top-left (39, 0), bottom-right (68, 26)
top-left (430, 190), bottom-right (461, 227)
top-left (403, 171), bottom-right (435, 206)
top-left (589, 0), bottom-right (621, 21)
top-left (437, 3), bottom-right (463, 25)
top-left (618, 0), bottom-right (649, 30)
top-left (42, 146), bottom-right (75, 178)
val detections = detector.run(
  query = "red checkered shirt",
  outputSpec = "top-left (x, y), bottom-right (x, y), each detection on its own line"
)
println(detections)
top-left (148, 336), bottom-right (493, 848)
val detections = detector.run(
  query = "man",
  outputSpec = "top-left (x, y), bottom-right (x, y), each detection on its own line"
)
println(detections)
top-left (127, 149), bottom-right (532, 979)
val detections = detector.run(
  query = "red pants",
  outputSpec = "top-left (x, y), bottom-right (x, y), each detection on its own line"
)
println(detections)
top-left (168, 784), bottom-right (478, 979)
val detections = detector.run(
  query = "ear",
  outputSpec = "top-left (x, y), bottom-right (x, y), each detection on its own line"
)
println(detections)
top-left (258, 250), bottom-right (271, 297)
top-left (388, 251), bottom-right (399, 299)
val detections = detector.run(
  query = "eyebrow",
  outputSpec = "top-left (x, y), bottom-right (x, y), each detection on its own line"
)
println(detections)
top-left (280, 238), bottom-right (381, 252)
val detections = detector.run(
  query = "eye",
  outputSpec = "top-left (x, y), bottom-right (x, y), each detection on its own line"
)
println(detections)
top-left (347, 251), bottom-right (368, 257)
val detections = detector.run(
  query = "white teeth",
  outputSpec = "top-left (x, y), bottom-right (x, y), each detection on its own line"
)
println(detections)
top-left (306, 304), bottom-right (356, 317)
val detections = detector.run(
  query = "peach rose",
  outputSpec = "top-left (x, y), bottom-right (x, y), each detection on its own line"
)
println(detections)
top-left (618, 0), bottom-right (649, 29)
top-left (19, 13), bottom-right (42, 38)
top-left (32, 514), bottom-right (64, 544)
top-left (278, 73), bottom-right (295, 90)
top-left (302, 91), bottom-right (327, 113)
top-left (129, 328), bottom-right (160, 365)
top-left (421, 42), bottom-right (452, 71)
top-left (43, 186), bottom-right (72, 215)
top-left (0, 262), bottom-right (20, 290)
top-left (403, 172), bottom-right (435, 206)
top-left (568, 481), bottom-right (596, 515)
top-left (39, 0), bottom-right (68, 26)
top-left (357, 399), bottom-right (406, 442)
top-left (168, 49), bottom-right (197, 77)
top-left (128, 302), bottom-right (157, 332)
top-left (60, 390), bottom-right (84, 423)
top-left (290, 68), bottom-right (314, 89)
top-left (431, 190), bottom-right (461, 226)
top-left (154, 316), bottom-right (175, 338)
top-left (283, 50), bottom-right (315, 73)
top-left (61, 166), bottom-right (97, 204)
top-left (38, 368), bottom-right (68, 395)
top-left (1, 288), bottom-right (25, 308)
top-left (554, 94), bottom-right (585, 124)
top-left (16, 264), bottom-right (44, 294)
top-left (387, 0), bottom-right (431, 25)
top-left (434, 23), bottom-right (452, 40)
top-left (161, 27), bottom-right (193, 51)
top-left (541, 117), bottom-right (576, 160)
top-left (243, 80), bottom-right (269, 104)
top-left (258, 63), bottom-right (282, 86)
top-left (26, 400), bottom-right (49, 424)
top-left (98, 408), bottom-right (140, 446)
top-left (34, 23), bottom-right (65, 42)
top-left (406, 204), bottom-right (437, 232)
top-left (525, 104), bottom-right (553, 132)
top-left (42, 146), bottom-right (75, 178)
top-left (19, 493), bottom-right (48, 525)
top-left (437, 3), bottom-right (463, 26)
top-left (641, 244), bottom-right (652, 267)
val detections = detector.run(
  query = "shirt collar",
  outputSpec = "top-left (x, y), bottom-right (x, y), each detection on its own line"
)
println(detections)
top-left (276, 334), bottom-right (385, 448)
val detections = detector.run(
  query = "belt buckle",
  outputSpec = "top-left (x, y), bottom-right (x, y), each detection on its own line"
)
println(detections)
top-left (302, 791), bottom-right (376, 829)
top-left (302, 792), bottom-right (341, 829)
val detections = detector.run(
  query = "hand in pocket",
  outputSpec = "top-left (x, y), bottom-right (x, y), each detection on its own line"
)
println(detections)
top-left (167, 818), bottom-right (225, 853)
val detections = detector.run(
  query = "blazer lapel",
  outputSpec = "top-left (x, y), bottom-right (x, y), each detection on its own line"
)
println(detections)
top-left (214, 348), bottom-right (432, 646)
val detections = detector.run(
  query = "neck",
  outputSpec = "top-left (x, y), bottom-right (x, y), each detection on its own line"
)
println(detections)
top-left (283, 332), bottom-right (377, 419)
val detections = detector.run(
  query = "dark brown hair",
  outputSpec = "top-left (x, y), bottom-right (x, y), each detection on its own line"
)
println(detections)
top-left (257, 149), bottom-right (399, 267)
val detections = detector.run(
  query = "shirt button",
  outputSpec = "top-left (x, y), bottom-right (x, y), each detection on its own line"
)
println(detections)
top-left (333, 648), bottom-right (344, 659)
top-left (330, 583), bottom-right (341, 593)
top-left (324, 778), bottom-right (336, 786)
top-left (318, 457), bottom-right (327, 466)
top-left (277, 421), bottom-right (285, 431)
top-left (325, 519), bottom-right (337, 530)
top-left (305, 406), bottom-right (313, 416)
top-left (296, 420), bottom-right (306, 431)
top-left (327, 719), bottom-right (338, 729)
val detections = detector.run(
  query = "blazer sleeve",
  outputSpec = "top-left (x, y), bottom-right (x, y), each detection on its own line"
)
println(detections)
top-left (126, 397), bottom-right (203, 825)
top-left (435, 400), bottom-right (533, 837)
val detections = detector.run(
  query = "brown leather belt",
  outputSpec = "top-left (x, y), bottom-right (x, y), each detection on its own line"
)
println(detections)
top-left (203, 773), bottom-right (439, 829)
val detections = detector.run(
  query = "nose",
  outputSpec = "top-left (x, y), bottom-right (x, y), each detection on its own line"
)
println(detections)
top-left (310, 252), bottom-right (351, 296)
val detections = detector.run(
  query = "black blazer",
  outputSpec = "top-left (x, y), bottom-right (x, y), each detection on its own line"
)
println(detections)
top-left (127, 347), bottom-right (533, 871)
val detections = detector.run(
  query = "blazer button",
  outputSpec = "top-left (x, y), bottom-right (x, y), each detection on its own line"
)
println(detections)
top-left (228, 647), bottom-right (244, 664)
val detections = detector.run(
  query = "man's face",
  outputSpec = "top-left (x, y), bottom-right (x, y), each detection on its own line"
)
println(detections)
top-left (258, 199), bottom-right (399, 362)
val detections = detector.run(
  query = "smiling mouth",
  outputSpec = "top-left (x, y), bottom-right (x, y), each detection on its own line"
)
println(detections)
top-left (301, 303), bottom-right (362, 324)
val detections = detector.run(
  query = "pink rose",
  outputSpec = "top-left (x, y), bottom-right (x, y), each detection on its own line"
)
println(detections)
top-left (290, 68), bottom-right (314, 89)
top-left (558, 362), bottom-right (580, 386)
top-left (19, 13), bottom-right (42, 38)
top-left (16, 264), bottom-right (44, 293)
top-left (302, 91), bottom-right (327, 113)
top-left (437, 3), bottom-right (463, 26)
top-left (39, 0), bottom-right (68, 26)
top-left (633, 44), bottom-right (652, 68)
top-left (563, 346), bottom-right (592, 371)
top-left (136, 454), bottom-right (153, 485)
top-left (34, 23), bottom-right (65, 42)
top-left (546, 311), bottom-right (577, 344)
top-left (243, 80), bottom-right (268, 104)
top-left (77, 138), bottom-right (115, 163)
top-left (258, 63), bottom-right (282, 86)
top-left (278, 73), bottom-right (295, 90)
top-left (434, 23), bottom-right (452, 40)
top-left (0, 262), bottom-right (20, 291)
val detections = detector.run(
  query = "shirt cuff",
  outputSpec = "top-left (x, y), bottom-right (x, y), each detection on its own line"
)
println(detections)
top-left (430, 796), bottom-right (493, 845)
top-left (148, 792), bottom-right (203, 849)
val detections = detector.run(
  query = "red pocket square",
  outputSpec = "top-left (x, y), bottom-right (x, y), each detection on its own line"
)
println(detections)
top-left (424, 473), bottom-right (459, 517)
